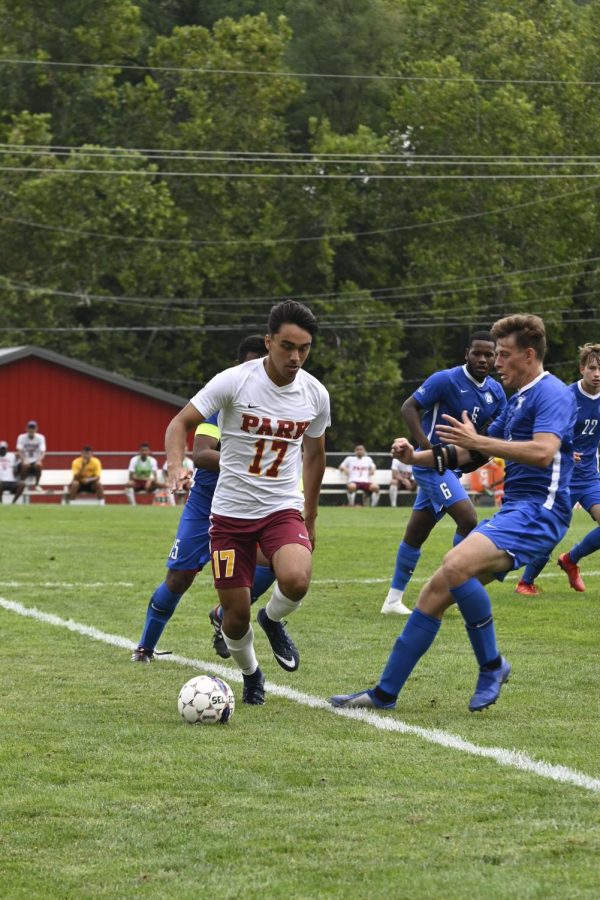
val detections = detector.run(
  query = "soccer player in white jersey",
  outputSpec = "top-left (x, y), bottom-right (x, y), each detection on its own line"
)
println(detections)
top-left (165, 300), bottom-right (331, 705)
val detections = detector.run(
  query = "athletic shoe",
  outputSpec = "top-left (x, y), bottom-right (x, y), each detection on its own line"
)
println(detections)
top-left (257, 607), bottom-right (299, 672)
top-left (468, 657), bottom-right (511, 712)
top-left (329, 689), bottom-right (396, 710)
top-left (380, 588), bottom-right (412, 615)
top-left (514, 580), bottom-right (541, 596)
top-left (131, 647), bottom-right (154, 663)
top-left (208, 606), bottom-right (231, 659)
top-left (558, 552), bottom-right (585, 592)
top-left (242, 669), bottom-right (265, 705)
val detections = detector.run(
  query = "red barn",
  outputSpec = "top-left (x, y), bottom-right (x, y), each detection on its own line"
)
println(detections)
top-left (0, 346), bottom-right (190, 469)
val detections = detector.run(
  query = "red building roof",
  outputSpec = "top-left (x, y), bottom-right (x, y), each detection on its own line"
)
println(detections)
top-left (0, 346), bottom-right (190, 463)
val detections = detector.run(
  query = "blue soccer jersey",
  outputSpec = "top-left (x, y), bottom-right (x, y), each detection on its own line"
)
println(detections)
top-left (413, 364), bottom-right (506, 451)
top-left (570, 381), bottom-right (600, 490)
top-left (184, 411), bottom-right (220, 517)
top-left (487, 372), bottom-right (576, 525)
top-left (166, 411), bottom-right (220, 571)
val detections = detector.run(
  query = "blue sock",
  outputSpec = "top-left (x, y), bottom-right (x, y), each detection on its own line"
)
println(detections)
top-left (378, 609), bottom-right (441, 697)
top-left (453, 531), bottom-right (465, 546)
top-left (451, 578), bottom-right (498, 668)
top-left (138, 582), bottom-right (183, 652)
top-left (521, 557), bottom-right (550, 584)
top-left (251, 565), bottom-right (276, 604)
top-left (391, 541), bottom-right (421, 591)
top-left (569, 526), bottom-right (600, 564)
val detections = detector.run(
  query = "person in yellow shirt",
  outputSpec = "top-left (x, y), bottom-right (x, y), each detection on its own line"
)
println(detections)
top-left (66, 446), bottom-right (104, 503)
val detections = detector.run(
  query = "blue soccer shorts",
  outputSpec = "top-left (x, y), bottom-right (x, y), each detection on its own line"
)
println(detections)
top-left (570, 479), bottom-right (600, 515)
top-left (412, 465), bottom-right (470, 520)
top-left (166, 503), bottom-right (211, 572)
top-left (475, 500), bottom-right (570, 574)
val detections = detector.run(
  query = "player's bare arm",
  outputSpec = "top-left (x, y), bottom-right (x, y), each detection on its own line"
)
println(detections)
top-left (192, 434), bottom-right (220, 472)
top-left (165, 402), bottom-right (205, 491)
top-left (401, 396), bottom-right (431, 450)
top-left (437, 411), bottom-right (561, 468)
top-left (302, 433), bottom-right (326, 547)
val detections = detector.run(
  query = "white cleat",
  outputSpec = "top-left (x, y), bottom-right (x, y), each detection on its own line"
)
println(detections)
top-left (380, 588), bottom-right (411, 615)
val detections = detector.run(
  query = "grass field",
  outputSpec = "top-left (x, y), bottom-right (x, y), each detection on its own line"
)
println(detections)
top-left (1, 505), bottom-right (599, 899)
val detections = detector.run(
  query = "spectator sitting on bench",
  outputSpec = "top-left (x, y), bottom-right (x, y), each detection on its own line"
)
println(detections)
top-left (16, 420), bottom-right (46, 491)
top-left (66, 445), bottom-right (105, 504)
top-left (0, 440), bottom-right (25, 504)
top-left (126, 443), bottom-right (158, 505)
top-left (389, 456), bottom-right (417, 507)
top-left (339, 444), bottom-right (380, 507)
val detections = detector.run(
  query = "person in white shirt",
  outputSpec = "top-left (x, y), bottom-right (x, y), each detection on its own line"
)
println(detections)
top-left (389, 457), bottom-right (417, 507)
top-left (16, 420), bottom-right (46, 490)
top-left (165, 299), bottom-right (330, 706)
top-left (126, 443), bottom-right (159, 505)
top-left (339, 444), bottom-right (380, 507)
top-left (0, 441), bottom-right (25, 503)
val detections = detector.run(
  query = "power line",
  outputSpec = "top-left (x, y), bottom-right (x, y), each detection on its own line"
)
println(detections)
top-left (2, 56), bottom-right (600, 87)
top-left (4, 164), bottom-right (600, 180)
top-left (6, 145), bottom-right (600, 168)
top-left (1, 183), bottom-right (595, 247)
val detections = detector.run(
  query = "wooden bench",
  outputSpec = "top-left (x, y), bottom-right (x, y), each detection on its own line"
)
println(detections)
top-left (19, 469), bottom-right (181, 505)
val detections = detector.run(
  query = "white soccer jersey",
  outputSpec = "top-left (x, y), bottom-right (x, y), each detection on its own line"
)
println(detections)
top-left (340, 455), bottom-right (376, 483)
top-left (190, 358), bottom-right (330, 519)
top-left (0, 452), bottom-right (17, 481)
top-left (391, 458), bottom-right (413, 475)
top-left (16, 432), bottom-right (46, 462)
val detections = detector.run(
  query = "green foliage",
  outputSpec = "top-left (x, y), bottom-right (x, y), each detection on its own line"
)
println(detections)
top-left (1, 1), bottom-right (600, 446)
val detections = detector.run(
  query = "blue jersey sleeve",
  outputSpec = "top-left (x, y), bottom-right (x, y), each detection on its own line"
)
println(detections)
top-left (413, 370), bottom-right (451, 409)
top-left (533, 380), bottom-right (573, 438)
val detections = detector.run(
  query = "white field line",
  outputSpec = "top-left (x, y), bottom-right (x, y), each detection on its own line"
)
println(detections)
top-left (313, 570), bottom-right (600, 586)
top-left (0, 581), bottom-right (135, 589)
top-left (1, 571), bottom-right (597, 590)
top-left (1, 596), bottom-right (599, 796)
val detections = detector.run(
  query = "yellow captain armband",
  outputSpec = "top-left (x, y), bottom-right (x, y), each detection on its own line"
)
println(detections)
top-left (195, 423), bottom-right (221, 441)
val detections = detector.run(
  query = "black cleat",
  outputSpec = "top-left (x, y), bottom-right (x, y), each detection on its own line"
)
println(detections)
top-left (242, 668), bottom-right (265, 705)
top-left (208, 606), bottom-right (231, 659)
top-left (131, 647), bottom-right (154, 663)
top-left (257, 607), bottom-right (300, 672)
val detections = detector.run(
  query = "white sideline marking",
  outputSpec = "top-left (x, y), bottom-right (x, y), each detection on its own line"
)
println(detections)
top-left (1, 596), bottom-right (599, 796)
top-left (0, 581), bottom-right (135, 589)
top-left (313, 570), bottom-right (600, 586)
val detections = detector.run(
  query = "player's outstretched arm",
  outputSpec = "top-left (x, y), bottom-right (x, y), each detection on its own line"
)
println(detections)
top-left (302, 434), bottom-right (326, 548)
top-left (165, 402), bottom-right (205, 491)
top-left (436, 412), bottom-right (560, 468)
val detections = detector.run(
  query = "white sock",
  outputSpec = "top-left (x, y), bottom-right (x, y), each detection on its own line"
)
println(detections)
top-left (386, 587), bottom-right (404, 602)
top-left (265, 583), bottom-right (301, 621)
top-left (371, 491), bottom-right (380, 507)
top-left (222, 625), bottom-right (258, 676)
top-left (389, 484), bottom-right (398, 507)
top-left (347, 491), bottom-right (355, 506)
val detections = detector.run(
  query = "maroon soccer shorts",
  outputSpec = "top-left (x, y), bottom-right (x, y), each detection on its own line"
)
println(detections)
top-left (209, 508), bottom-right (312, 589)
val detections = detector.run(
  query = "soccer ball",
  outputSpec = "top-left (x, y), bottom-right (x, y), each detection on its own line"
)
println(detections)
top-left (177, 675), bottom-right (235, 725)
